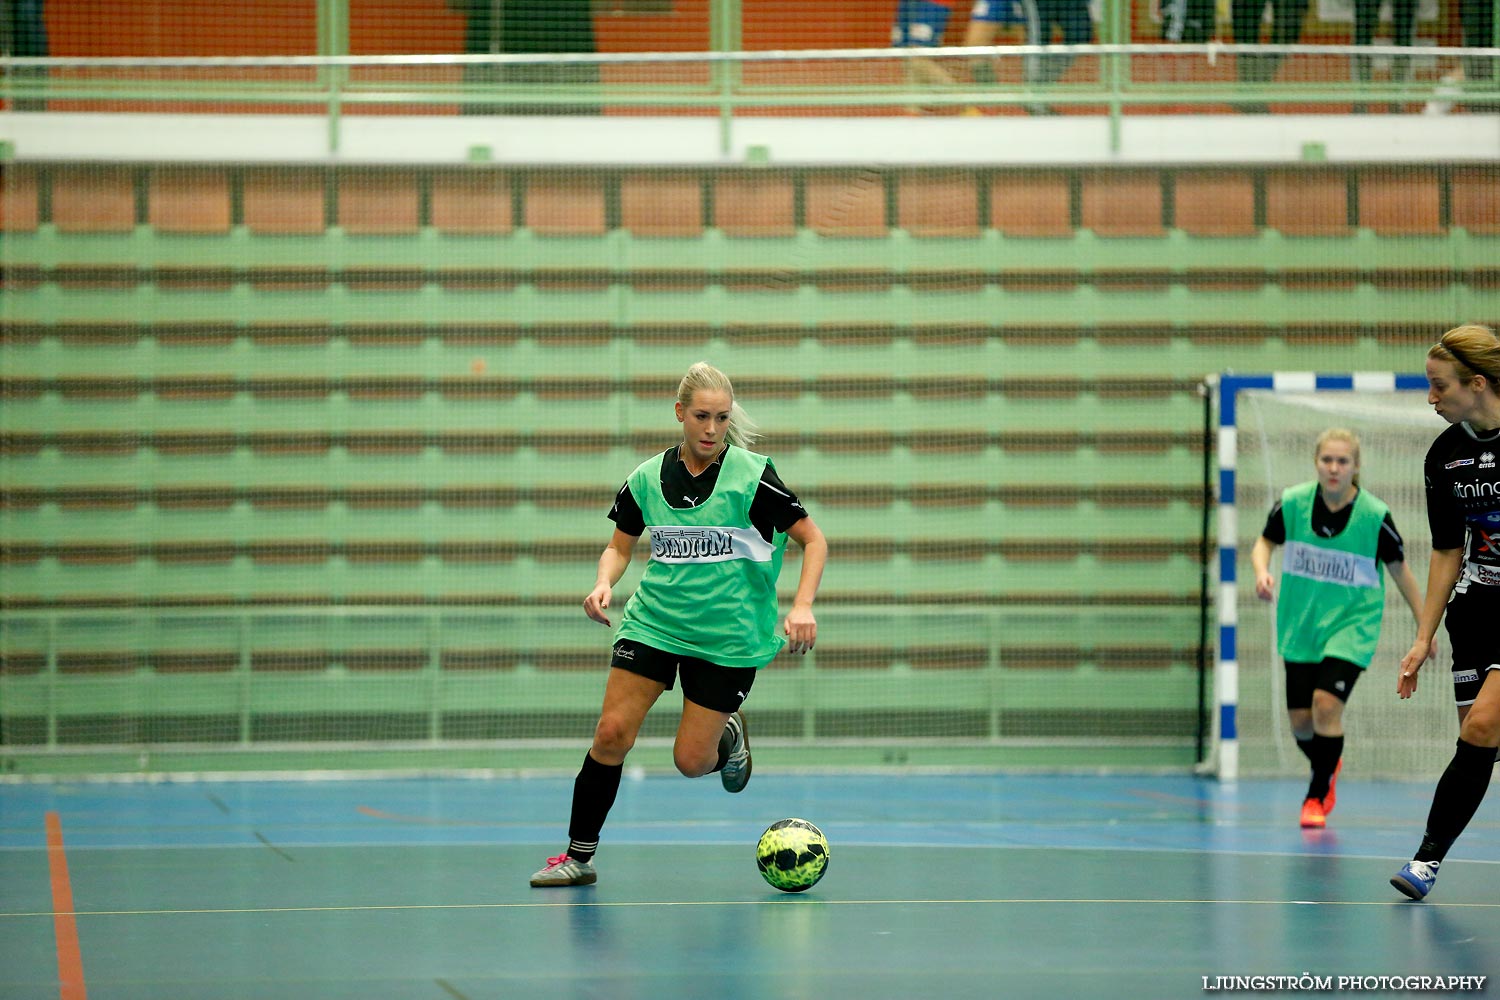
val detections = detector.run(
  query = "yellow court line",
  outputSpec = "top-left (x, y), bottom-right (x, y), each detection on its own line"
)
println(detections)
top-left (2, 897), bottom-right (1499, 919)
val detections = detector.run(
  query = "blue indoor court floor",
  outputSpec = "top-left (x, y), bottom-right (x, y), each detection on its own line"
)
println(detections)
top-left (2, 772), bottom-right (1498, 1000)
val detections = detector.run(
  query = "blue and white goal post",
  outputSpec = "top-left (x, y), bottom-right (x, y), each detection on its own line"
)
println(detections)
top-left (1210, 372), bottom-right (1431, 781)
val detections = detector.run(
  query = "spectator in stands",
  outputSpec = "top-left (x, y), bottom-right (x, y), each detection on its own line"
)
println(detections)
top-left (1232, 0), bottom-right (1310, 111)
top-left (1162, 0), bottom-right (1215, 43)
top-left (1352, 0), bottom-right (1418, 110)
top-left (529, 362), bottom-right (827, 888)
top-left (891, 0), bottom-right (969, 111)
top-left (1, 0), bottom-right (48, 111)
top-left (969, 0), bottom-right (1092, 95)
top-left (1250, 428), bottom-right (1424, 830)
top-left (959, 0), bottom-right (1095, 114)
top-left (1458, 0), bottom-right (1496, 102)
top-left (1390, 324), bottom-right (1500, 900)
top-left (451, 0), bottom-right (598, 114)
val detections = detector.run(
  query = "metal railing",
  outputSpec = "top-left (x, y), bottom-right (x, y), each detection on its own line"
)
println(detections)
top-left (2, 45), bottom-right (1497, 156)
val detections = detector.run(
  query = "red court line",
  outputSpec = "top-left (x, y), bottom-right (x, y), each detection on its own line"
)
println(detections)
top-left (45, 811), bottom-right (88, 1000)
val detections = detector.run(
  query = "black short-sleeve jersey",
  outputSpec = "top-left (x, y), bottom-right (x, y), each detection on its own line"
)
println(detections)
top-left (608, 445), bottom-right (808, 543)
top-left (1424, 421), bottom-right (1500, 591)
top-left (1260, 491), bottom-right (1407, 565)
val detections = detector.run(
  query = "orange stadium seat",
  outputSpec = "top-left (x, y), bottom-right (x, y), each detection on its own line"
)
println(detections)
top-left (1081, 170), bottom-right (1166, 237)
top-left (713, 173), bottom-right (796, 237)
top-left (51, 165), bottom-right (135, 233)
top-left (1, 165), bottom-right (40, 232)
top-left (524, 174), bottom-right (607, 236)
top-left (1358, 168), bottom-right (1441, 236)
top-left (620, 173), bottom-right (704, 237)
top-left (1265, 169), bottom-right (1352, 236)
top-left (805, 170), bottom-right (888, 237)
top-left (1173, 170), bottom-right (1257, 237)
top-left (243, 167), bottom-right (326, 235)
top-left (896, 170), bottom-right (981, 238)
top-left (431, 170), bottom-right (514, 235)
top-left (989, 172), bottom-right (1071, 237)
top-left (1450, 168), bottom-right (1500, 235)
top-left (338, 168), bottom-right (420, 235)
top-left (148, 167), bottom-right (232, 235)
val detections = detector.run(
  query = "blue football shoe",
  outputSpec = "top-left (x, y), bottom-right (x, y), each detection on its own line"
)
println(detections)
top-left (1390, 860), bottom-right (1439, 900)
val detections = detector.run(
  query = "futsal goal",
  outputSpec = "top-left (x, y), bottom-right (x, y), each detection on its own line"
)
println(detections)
top-left (1212, 372), bottom-right (1460, 781)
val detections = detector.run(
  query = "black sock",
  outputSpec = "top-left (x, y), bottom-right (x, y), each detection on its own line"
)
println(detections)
top-left (1294, 735), bottom-right (1316, 765)
top-left (566, 751), bottom-right (623, 863)
top-left (1415, 738), bottom-right (1497, 864)
top-left (1307, 734), bottom-right (1343, 800)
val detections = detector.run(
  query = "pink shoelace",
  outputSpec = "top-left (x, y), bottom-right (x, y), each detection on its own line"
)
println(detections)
top-left (544, 854), bottom-right (572, 868)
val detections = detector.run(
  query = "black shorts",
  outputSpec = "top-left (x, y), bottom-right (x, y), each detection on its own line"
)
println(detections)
top-left (1444, 588), bottom-right (1500, 707)
top-left (609, 638), bottom-right (757, 714)
top-left (1284, 657), bottom-right (1363, 709)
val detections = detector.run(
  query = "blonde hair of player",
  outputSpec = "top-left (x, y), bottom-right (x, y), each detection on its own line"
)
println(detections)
top-left (1314, 428), bottom-right (1362, 490)
top-left (676, 361), bottom-right (760, 450)
top-left (1428, 323), bottom-right (1500, 387)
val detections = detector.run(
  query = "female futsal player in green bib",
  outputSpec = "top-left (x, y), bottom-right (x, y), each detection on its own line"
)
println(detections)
top-left (1250, 428), bottom-right (1423, 829)
top-left (531, 362), bottom-right (828, 887)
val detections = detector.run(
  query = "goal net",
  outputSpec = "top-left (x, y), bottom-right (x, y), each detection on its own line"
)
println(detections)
top-left (1220, 374), bottom-right (1457, 780)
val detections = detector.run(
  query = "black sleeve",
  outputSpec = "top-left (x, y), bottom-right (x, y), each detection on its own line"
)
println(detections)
top-left (748, 462), bottom-right (808, 541)
top-left (607, 482), bottom-right (645, 537)
top-left (1426, 444), bottom-right (1464, 550)
top-left (1260, 501), bottom-right (1286, 545)
top-left (1377, 512), bottom-right (1407, 565)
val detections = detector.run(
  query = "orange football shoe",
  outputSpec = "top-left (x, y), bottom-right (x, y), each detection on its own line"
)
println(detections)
top-left (1300, 797), bottom-right (1326, 829)
top-left (1321, 759), bottom-right (1343, 815)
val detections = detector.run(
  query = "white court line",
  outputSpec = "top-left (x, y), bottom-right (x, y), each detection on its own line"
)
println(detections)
top-left (3, 838), bottom-right (1500, 868)
top-left (11, 839), bottom-right (1500, 869)
top-left (2, 896), bottom-right (1499, 919)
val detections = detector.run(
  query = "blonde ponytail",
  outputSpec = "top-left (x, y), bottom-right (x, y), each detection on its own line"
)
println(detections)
top-left (677, 361), bottom-right (759, 449)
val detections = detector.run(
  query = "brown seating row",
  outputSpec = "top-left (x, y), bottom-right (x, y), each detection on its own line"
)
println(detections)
top-left (0, 320), bottom-right (1450, 346)
top-left (0, 643), bottom-right (1202, 675)
top-left (4, 164), bottom-right (1495, 237)
top-left (1, 428), bottom-right (1202, 455)
top-left (0, 374), bottom-right (1203, 399)
top-left (3, 483), bottom-right (1203, 510)
top-left (7, 262), bottom-right (1494, 290)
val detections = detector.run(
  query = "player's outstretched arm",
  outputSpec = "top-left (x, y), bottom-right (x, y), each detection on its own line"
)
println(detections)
top-left (584, 528), bottom-right (638, 628)
top-left (782, 517), bottom-right (826, 655)
top-left (1399, 547), bottom-right (1462, 699)
top-left (1250, 536), bottom-right (1278, 602)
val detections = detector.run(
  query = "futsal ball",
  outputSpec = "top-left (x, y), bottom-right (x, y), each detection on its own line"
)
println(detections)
top-left (756, 818), bottom-right (830, 892)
